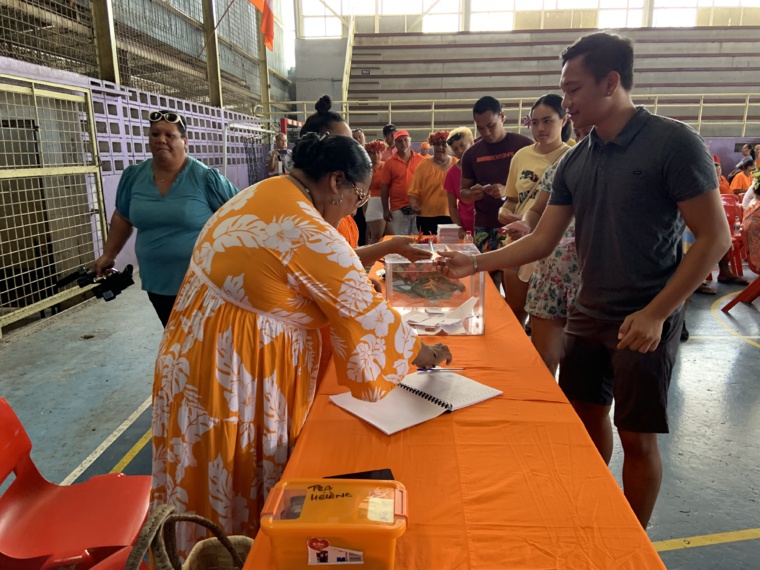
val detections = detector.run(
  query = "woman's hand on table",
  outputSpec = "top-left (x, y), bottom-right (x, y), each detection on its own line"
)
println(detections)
top-left (413, 342), bottom-right (453, 369)
top-left (436, 251), bottom-right (475, 279)
top-left (389, 236), bottom-right (432, 262)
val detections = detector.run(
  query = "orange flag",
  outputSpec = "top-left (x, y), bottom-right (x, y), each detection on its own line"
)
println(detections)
top-left (248, 0), bottom-right (275, 51)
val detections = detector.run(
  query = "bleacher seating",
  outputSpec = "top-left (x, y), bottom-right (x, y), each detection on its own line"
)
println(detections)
top-left (347, 26), bottom-right (760, 139)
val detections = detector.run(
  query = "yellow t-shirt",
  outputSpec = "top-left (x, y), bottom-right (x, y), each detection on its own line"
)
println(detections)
top-left (504, 143), bottom-right (570, 214)
top-left (407, 157), bottom-right (458, 217)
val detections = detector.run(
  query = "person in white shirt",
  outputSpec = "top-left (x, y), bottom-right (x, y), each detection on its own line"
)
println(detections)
top-left (267, 132), bottom-right (293, 177)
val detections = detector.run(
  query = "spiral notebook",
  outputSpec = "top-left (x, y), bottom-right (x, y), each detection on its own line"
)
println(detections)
top-left (329, 371), bottom-right (502, 435)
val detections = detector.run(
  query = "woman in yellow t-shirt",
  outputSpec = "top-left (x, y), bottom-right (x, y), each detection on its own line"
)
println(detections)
top-left (408, 130), bottom-right (457, 235)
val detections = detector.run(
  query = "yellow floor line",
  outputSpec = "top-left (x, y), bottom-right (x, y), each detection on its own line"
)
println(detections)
top-left (110, 428), bottom-right (152, 474)
top-left (61, 396), bottom-right (151, 485)
top-left (710, 293), bottom-right (760, 349)
top-left (653, 528), bottom-right (760, 552)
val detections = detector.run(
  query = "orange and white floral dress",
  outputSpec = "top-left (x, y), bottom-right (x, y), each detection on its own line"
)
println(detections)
top-left (151, 176), bottom-right (421, 555)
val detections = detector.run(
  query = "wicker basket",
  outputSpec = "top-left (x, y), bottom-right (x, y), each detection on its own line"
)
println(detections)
top-left (183, 536), bottom-right (254, 570)
top-left (126, 505), bottom-right (254, 570)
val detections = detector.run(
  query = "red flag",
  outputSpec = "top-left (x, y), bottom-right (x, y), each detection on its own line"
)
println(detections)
top-left (248, 0), bottom-right (275, 51)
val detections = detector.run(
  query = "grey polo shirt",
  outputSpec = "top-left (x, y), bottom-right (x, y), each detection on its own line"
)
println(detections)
top-left (549, 106), bottom-right (717, 321)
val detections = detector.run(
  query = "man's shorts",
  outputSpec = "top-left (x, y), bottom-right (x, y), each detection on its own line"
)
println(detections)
top-left (558, 307), bottom-right (685, 434)
top-left (473, 226), bottom-right (502, 253)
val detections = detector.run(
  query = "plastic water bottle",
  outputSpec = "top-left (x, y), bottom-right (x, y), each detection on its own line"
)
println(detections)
top-left (463, 231), bottom-right (473, 244)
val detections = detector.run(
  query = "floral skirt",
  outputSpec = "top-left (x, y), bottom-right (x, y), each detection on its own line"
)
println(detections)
top-left (525, 241), bottom-right (580, 320)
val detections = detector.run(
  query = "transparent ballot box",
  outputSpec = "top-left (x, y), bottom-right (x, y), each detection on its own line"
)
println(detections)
top-left (260, 478), bottom-right (408, 569)
top-left (385, 243), bottom-right (484, 335)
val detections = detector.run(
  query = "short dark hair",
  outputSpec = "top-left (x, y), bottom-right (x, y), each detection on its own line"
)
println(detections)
top-left (473, 96), bottom-right (502, 117)
top-left (561, 32), bottom-right (634, 91)
top-left (299, 95), bottom-right (345, 138)
top-left (382, 124), bottom-right (396, 136)
top-left (293, 133), bottom-right (372, 186)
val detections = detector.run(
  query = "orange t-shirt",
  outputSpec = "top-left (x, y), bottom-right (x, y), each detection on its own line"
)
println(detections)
top-left (380, 151), bottom-right (425, 211)
top-left (719, 175), bottom-right (732, 195)
top-left (730, 171), bottom-right (753, 192)
top-left (369, 162), bottom-right (384, 198)
top-left (337, 215), bottom-right (359, 248)
top-left (407, 157), bottom-right (457, 217)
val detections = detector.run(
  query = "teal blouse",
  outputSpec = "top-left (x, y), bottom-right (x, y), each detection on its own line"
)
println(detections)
top-left (115, 157), bottom-right (239, 296)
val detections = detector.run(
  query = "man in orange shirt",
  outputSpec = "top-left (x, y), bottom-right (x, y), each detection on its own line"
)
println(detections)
top-left (381, 129), bottom-right (425, 235)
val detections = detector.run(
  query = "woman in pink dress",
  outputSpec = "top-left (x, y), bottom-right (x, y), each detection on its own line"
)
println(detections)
top-left (443, 127), bottom-right (475, 235)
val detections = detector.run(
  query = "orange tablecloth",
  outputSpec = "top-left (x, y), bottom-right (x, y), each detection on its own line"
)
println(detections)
top-left (244, 278), bottom-right (665, 569)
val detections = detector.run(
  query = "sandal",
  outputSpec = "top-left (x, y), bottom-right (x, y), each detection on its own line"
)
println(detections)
top-left (695, 283), bottom-right (716, 295)
top-left (717, 275), bottom-right (749, 285)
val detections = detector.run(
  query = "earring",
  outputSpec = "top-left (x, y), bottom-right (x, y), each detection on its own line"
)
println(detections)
top-left (331, 197), bottom-right (343, 205)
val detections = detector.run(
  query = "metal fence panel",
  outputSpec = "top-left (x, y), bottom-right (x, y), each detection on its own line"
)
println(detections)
top-left (0, 0), bottom-right (268, 112)
top-left (0, 74), bottom-right (104, 335)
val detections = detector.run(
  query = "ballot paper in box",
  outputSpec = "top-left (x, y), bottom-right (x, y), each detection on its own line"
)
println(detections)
top-left (436, 223), bottom-right (461, 244)
top-left (385, 243), bottom-right (484, 335)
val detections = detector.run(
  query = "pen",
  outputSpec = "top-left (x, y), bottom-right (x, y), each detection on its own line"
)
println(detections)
top-left (418, 367), bottom-right (466, 372)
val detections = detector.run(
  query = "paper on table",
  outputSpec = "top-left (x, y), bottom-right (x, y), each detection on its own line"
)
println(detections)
top-left (330, 387), bottom-right (444, 435)
top-left (403, 297), bottom-right (478, 327)
top-left (402, 297), bottom-right (479, 335)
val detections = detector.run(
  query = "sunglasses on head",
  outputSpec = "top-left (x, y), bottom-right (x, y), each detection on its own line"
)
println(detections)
top-left (149, 111), bottom-right (186, 130)
top-left (446, 132), bottom-right (464, 145)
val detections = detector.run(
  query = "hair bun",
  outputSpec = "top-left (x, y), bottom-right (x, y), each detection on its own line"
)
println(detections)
top-left (314, 95), bottom-right (332, 115)
top-left (292, 132), bottom-right (322, 165)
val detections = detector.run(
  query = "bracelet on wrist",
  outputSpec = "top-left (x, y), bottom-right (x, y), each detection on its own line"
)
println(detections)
top-left (471, 254), bottom-right (478, 275)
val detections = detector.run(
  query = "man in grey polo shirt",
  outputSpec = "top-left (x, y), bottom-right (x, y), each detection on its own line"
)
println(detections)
top-left (438, 32), bottom-right (730, 527)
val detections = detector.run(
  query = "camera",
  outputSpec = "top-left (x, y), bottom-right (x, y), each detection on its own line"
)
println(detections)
top-left (56, 265), bottom-right (134, 301)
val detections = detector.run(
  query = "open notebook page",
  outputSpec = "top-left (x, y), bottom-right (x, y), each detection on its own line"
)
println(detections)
top-left (329, 372), bottom-right (502, 435)
top-left (401, 371), bottom-right (502, 411)
top-left (330, 388), bottom-right (446, 436)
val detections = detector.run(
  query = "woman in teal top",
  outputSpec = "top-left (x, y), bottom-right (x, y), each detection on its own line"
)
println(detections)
top-left (94, 110), bottom-right (238, 326)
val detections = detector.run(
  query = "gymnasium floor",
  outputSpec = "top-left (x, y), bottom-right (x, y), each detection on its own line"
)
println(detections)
top-left (1, 272), bottom-right (758, 569)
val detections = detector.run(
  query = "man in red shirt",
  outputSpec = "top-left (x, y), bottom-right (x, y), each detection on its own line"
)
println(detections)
top-left (459, 96), bottom-right (532, 253)
top-left (381, 129), bottom-right (425, 235)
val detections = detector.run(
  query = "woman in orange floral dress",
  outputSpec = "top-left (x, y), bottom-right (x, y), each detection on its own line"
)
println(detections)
top-left (151, 134), bottom-right (452, 555)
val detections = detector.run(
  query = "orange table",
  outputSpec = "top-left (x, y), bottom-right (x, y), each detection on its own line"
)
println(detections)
top-left (244, 280), bottom-right (665, 569)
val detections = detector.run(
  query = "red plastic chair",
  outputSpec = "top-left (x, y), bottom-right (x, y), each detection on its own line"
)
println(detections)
top-left (88, 546), bottom-right (149, 570)
top-left (0, 398), bottom-right (151, 570)
top-left (721, 194), bottom-right (739, 206)
top-left (723, 202), bottom-right (745, 276)
top-left (722, 230), bottom-right (760, 313)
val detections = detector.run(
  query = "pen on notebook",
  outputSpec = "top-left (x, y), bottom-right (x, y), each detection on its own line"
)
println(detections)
top-left (418, 367), bottom-right (466, 372)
